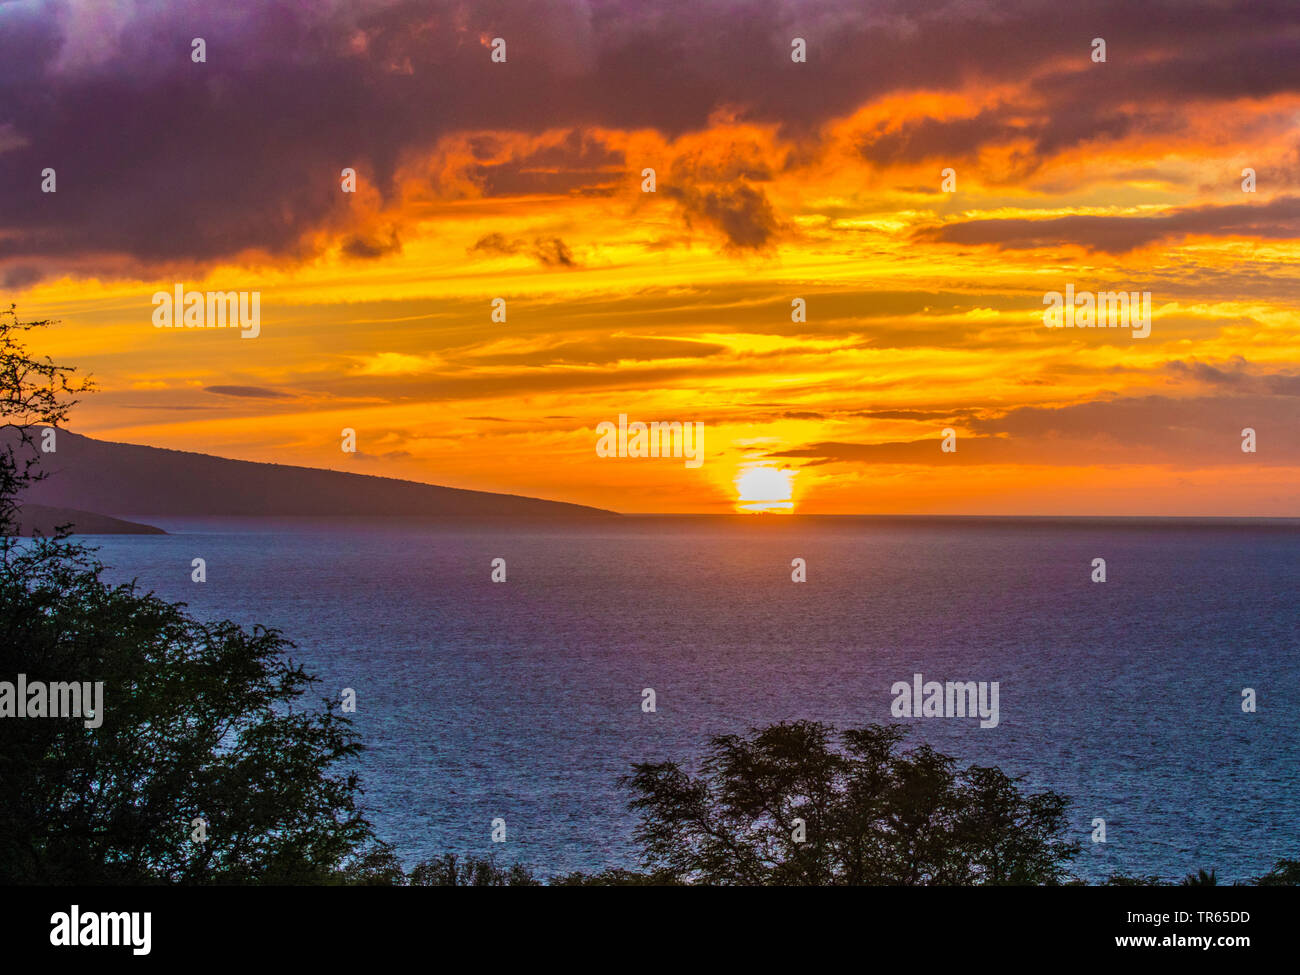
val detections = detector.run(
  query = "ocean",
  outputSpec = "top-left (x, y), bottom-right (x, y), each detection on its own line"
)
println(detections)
top-left (87, 515), bottom-right (1300, 883)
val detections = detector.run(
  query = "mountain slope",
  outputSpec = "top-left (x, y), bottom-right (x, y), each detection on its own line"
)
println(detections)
top-left (19, 429), bottom-right (616, 519)
top-left (8, 504), bottom-right (165, 536)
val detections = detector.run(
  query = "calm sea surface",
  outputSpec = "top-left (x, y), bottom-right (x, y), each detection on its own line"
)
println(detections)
top-left (87, 515), bottom-right (1299, 883)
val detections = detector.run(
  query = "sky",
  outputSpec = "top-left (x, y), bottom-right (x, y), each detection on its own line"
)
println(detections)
top-left (2, 0), bottom-right (1298, 515)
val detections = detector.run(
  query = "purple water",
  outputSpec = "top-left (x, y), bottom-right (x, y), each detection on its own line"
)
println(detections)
top-left (87, 515), bottom-right (1300, 883)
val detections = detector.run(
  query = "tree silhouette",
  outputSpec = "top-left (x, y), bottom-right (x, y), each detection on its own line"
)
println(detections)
top-left (0, 307), bottom-right (387, 883)
top-left (622, 720), bottom-right (1079, 885)
top-left (0, 304), bottom-right (92, 533)
top-left (1253, 859), bottom-right (1300, 886)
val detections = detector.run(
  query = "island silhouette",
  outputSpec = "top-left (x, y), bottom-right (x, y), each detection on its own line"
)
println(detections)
top-left (12, 428), bottom-right (615, 533)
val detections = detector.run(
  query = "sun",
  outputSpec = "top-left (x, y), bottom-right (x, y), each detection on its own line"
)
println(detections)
top-left (734, 465), bottom-right (796, 513)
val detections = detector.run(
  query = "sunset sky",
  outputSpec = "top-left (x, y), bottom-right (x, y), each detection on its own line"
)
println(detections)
top-left (2, 0), bottom-right (1298, 515)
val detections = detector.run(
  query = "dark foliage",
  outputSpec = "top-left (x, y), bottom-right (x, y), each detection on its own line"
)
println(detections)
top-left (620, 719), bottom-right (1079, 885)
top-left (1, 308), bottom-right (387, 884)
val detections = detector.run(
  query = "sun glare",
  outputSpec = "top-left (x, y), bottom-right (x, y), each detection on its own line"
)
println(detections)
top-left (734, 465), bottom-right (795, 513)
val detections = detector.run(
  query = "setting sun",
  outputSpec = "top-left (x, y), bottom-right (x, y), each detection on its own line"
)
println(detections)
top-left (735, 465), bottom-right (795, 513)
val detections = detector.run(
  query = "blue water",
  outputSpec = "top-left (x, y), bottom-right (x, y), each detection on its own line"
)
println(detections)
top-left (85, 515), bottom-right (1299, 883)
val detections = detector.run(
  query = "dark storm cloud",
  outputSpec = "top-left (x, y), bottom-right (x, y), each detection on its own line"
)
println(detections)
top-left (665, 181), bottom-right (782, 250)
top-left (471, 233), bottom-right (519, 256)
top-left (471, 232), bottom-right (578, 266)
top-left (1164, 358), bottom-right (1300, 395)
top-left (967, 394), bottom-right (1300, 464)
top-left (340, 229), bottom-right (402, 259)
top-left (0, 265), bottom-right (45, 289)
top-left (769, 393), bottom-right (1300, 467)
top-left (468, 128), bottom-right (624, 196)
top-left (916, 196), bottom-right (1300, 253)
top-left (1, 0), bottom-right (1297, 276)
top-left (204, 385), bottom-right (296, 399)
